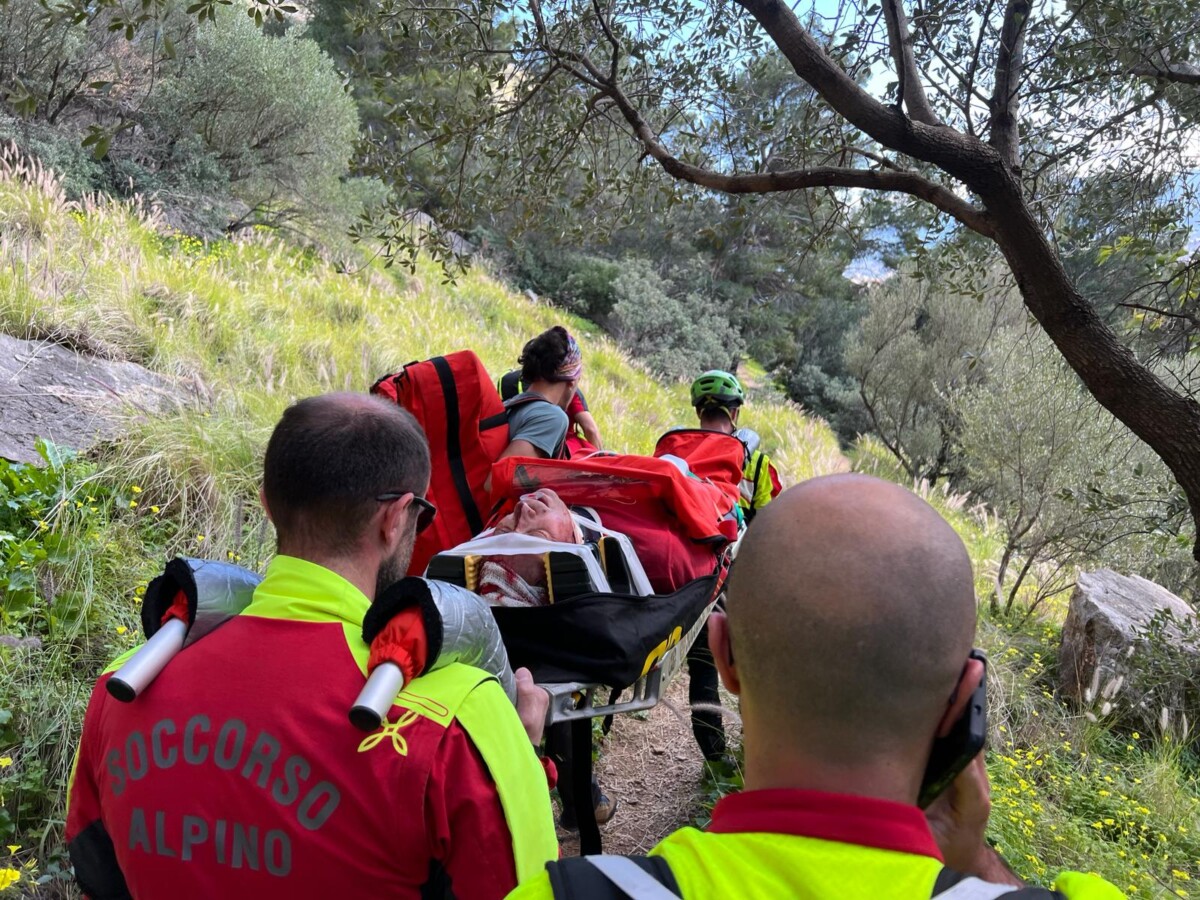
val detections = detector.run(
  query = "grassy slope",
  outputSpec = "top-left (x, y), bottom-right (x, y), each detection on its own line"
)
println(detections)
top-left (0, 158), bottom-right (1195, 895)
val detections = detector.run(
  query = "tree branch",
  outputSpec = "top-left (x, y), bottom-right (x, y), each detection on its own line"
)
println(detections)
top-left (831, 145), bottom-right (904, 171)
top-left (918, 32), bottom-right (988, 127)
top-left (1026, 87), bottom-right (1163, 176)
top-left (990, 0), bottom-right (1030, 169)
top-left (592, 68), bottom-right (993, 236)
top-left (589, 0), bottom-right (621, 81)
top-left (963, 0), bottom-right (999, 133)
top-left (1131, 61), bottom-right (1200, 85)
top-left (1118, 302), bottom-right (1200, 331)
top-left (882, 0), bottom-right (939, 125)
top-left (730, 0), bottom-right (1001, 185)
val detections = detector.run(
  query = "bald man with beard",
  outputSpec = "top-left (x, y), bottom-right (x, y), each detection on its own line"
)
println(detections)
top-left (509, 474), bottom-right (1121, 899)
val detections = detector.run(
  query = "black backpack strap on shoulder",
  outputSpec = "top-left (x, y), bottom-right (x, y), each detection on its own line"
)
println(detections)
top-left (932, 867), bottom-right (1064, 900)
top-left (547, 855), bottom-right (680, 900)
top-left (503, 391), bottom-right (568, 459)
top-left (499, 369), bottom-right (523, 401)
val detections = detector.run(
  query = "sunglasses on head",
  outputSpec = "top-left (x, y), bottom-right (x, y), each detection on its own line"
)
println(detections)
top-left (375, 492), bottom-right (438, 534)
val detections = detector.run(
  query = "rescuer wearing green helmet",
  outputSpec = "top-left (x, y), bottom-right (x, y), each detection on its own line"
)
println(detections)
top-left (690, 370), bottom-right (782, 523)
top-left (683, 370), bottom-right (781, 766)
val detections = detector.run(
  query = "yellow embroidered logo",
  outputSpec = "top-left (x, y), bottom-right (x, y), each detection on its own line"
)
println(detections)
top-left (357, 710), bottom-right (420, 756)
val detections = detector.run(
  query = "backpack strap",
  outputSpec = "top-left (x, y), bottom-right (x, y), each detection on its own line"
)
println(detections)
top-left (430, 355), bottom-right (485, 536)
top-left (933, 868), bottom-right (1064, 900)
top-left (499, 369), bottom-right (524, 401)
top-left (547, 855), bottom-right (680, 900)
top-left (480, 389), bottom-right (552, 432)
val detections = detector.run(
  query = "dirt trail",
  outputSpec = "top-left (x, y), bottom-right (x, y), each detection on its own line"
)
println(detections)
top-left (555, 676), bottom-right (741, 856)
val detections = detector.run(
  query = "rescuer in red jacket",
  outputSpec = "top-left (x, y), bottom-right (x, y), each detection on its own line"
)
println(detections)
top-left (66, 393), bottom-right (559, 900)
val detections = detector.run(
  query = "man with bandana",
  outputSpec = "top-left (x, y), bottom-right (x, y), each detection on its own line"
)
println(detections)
top-left (499, 326), bottom-right (583, 463)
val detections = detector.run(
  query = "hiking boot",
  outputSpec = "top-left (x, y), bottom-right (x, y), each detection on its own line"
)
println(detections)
top-left (558, 794), bottom-right (619, 830)
top-left (594, 794), bottom-right (619, 825)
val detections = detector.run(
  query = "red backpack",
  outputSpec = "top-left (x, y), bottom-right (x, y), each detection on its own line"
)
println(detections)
top-left (371, 351), bottom-right (514, 575)
top-left (371, 350), bottom-right (565, 574)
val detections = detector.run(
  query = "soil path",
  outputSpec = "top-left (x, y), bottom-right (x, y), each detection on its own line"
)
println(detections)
top-left (555, 676), bottom-right (742, 856)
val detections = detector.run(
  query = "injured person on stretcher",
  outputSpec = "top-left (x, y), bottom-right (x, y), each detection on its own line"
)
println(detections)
top-left (422, 437), bottom-right (745, 839)
top-left (414, 419), bottom-right (744, 609)
top-left (459, 436), bottom-right (744, 600)
top-left (478, 490), bottom-right (582, 608)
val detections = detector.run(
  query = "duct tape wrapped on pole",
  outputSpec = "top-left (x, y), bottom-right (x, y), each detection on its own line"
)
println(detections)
top-left (352, 577), bottom-right (516, 731)
top-left (106, 557), bottom-right (263, 702)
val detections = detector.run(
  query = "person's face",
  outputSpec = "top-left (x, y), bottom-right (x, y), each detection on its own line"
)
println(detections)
top-left (373, 489), bottom-right (434, 596)
top-left (557, 380), bottom-right (578, 411)
top-left (492, 490), bottom-right (576, 543)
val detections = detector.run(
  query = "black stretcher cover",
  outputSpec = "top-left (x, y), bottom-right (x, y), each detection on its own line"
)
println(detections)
top-left (490, 574), bottom-right (719, 687)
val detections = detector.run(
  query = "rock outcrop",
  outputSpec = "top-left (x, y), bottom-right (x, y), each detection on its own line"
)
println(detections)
top-left (1059, 569), bottom-right (1198, 719)
top-left (0, 333), bottom-right (193, 464)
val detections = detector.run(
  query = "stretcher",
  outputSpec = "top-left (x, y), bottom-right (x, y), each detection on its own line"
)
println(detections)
top-left (424, 514), bottom-right (723, 726)
top-left (424, 518), bottom-right (726, 856)
top-left (111, 510), bottom-right (727, 859)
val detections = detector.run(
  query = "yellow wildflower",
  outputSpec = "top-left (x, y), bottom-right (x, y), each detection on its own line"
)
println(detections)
top-left (0, 869), bottom-right (19, 890)
top-left (0, 757), bottom-right (11, 768)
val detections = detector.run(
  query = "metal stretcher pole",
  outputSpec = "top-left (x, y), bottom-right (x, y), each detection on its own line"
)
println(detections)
top-left (106, 618), bottom-right (188, 702)
top-left (350, 662), bottom-right (406, 732)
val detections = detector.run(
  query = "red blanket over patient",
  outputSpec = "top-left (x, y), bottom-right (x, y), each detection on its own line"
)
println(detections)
top-left (488, 432), bottom-right (742, 593)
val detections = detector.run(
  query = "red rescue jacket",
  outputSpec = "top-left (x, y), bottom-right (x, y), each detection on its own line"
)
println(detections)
top-left (66, 557), bottom-right (556, 900)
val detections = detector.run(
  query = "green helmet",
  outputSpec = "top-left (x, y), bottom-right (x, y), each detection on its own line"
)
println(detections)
top-left (691, 370), bottom-right (745, 410)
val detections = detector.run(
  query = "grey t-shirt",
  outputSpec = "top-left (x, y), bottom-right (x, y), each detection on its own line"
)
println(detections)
top-left (507, 400), bottom-right (569, 457)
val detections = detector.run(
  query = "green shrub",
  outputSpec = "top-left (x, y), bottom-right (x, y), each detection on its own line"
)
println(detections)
top-left (843, 271), bottom-right (1022, 481)
top-left (610, 258), bottom-right (743, 379)
top-left (0, 442), bottom-right (122, 639)
top-left (0, 441), bottom-right (141, 880)
top-left (954, 328), bottom-right (1178, 612)
top-left (0, 118), bottom-right (102, 198)
top-left (0, 0), bottom-right (88, 123)
top-left (148, 6), bottom-right (360, 230)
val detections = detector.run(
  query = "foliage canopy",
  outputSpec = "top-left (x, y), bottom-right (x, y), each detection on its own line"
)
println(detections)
top-left (310, 0), bottom-right (1200, 556)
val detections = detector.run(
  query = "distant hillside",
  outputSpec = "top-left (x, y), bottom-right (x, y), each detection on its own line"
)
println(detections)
top-left (0, 147), bottom-right (847, 492)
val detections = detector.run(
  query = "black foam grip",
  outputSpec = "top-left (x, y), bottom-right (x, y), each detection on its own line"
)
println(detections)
top-left (139, 557), bottom-right (199, 639)
top-left (360, 577), bottom-right (445, 671)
